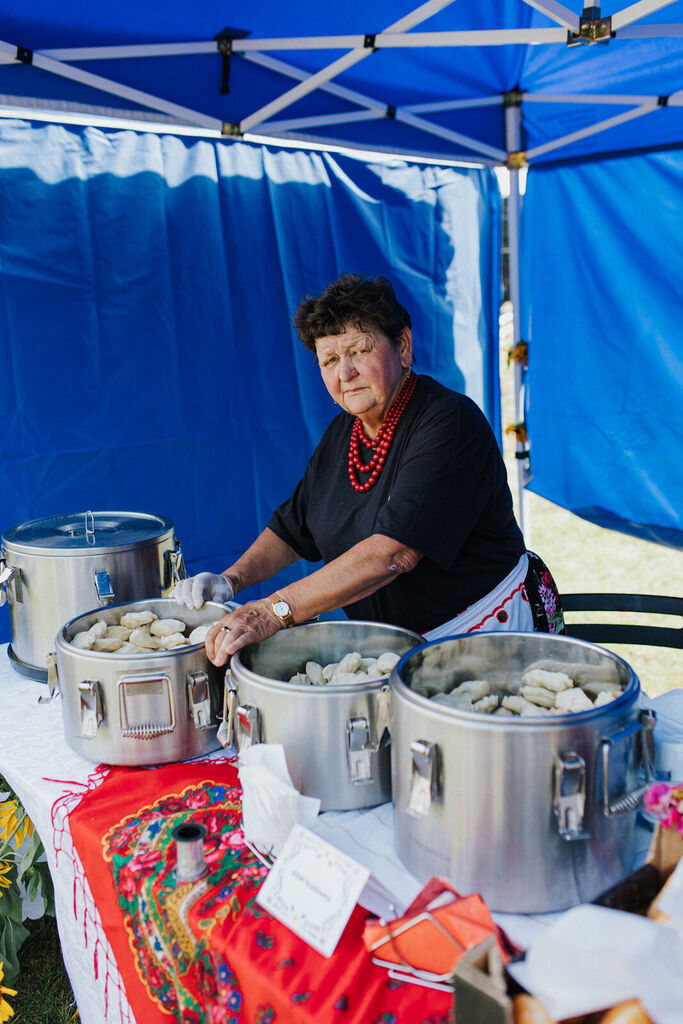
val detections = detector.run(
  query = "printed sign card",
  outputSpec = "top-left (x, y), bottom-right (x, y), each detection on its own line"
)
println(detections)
top-left (256, 824), bottom-right (370, 958)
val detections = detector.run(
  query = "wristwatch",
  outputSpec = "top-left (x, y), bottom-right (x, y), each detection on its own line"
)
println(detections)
top-left (270, 595), bottom-right (295, 628)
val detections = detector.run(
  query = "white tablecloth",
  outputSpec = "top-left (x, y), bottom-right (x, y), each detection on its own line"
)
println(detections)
top-left (0, 644), bottom-right (655, 1023)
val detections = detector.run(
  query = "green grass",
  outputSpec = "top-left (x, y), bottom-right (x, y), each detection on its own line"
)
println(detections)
top-left (10, 916), bottom-right (77, 1023)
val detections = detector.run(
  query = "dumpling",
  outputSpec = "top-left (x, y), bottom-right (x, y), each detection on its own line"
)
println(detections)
top-left (92, 636), bottom-right (123, 652)
top-left (555, 687), bottom-right (593, 713)
top-left (70, 630), bottom-right (95, 650)
top-left (451, 679), bottom-right (490, 702)
top-left (377, 651), bottom-right (400, 675)
top-left (105, 624), bottom-right (132, 640)
top-left (520, 685), bottom-right (557, 709)
top-left (521, 668), bottom-right (573, 692)
top-left (160, 632), bottom-right (189, 649)
top-left (305, 661), bottom-right (324, 685)
top-left (188, 624), bottom-right (212, 644)
top-left (338, 652), bottom-right (362, 674)
top-left (150, 618), bottom-right (187, 637)
top-left (120, 610), bottom-right (158, 629)
top-left (129, 628), bottom-right (161, 650)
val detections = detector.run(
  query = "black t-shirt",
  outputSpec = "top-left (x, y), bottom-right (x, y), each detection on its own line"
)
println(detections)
top-left (268, 375), bottom-right (525, 634)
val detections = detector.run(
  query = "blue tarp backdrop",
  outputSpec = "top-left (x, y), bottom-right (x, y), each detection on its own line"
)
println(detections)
top-left (521, 148), bottom-right (683, 548)
top-left (0, 122), bottom-right (501, 642)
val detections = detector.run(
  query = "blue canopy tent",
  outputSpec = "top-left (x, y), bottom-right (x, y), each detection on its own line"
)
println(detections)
top-left (0, 1), bottom-right (682, 643)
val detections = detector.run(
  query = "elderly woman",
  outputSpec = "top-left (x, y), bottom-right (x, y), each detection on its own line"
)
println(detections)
top-left (173, 274), bottom-right (564, 666)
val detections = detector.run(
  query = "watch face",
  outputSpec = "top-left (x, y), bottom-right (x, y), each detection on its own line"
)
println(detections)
top-left (273, 600), bottom-right (290, 617)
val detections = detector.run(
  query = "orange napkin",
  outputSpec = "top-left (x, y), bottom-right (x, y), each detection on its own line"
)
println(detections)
top-left (363, 878), bottom-right (520, 977)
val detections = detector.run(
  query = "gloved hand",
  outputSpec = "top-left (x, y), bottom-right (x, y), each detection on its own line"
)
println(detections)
top-left (171, 572), bottom-right (235, 609)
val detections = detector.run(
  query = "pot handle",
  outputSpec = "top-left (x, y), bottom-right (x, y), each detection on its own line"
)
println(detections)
top-left (217, 670), bottom-right (237, 748)
top-left (600, 708), bottom-right (656, 818)
top-left (407, 739), bottom-right (439, 818)
top-left (38, 652), bottom-right (61, 705)
top-left (165, 538), bottom-right (187, 590)
top-left (0, 562), bottom-right (20, 606)
top-left (235, 704), bottom-right (261, 750)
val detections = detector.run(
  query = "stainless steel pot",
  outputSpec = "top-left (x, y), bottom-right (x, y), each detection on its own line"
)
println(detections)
top-left (53, 599), bottom-right (227, 766)
top-left (1, 511), bottom-right (186, 679)
top-left (227, 620), bottom-right (422, 811)
top-left (390, 632), bottom-right (656, 914)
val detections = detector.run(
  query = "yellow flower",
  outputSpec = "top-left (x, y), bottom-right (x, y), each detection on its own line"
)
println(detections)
top-left (0, 800), bottom-right (33, 849)
top-left (0, 802), bottom-right (18, 843)
top-left (0, 862), bottom-right (12, 894)
top-left (0, 960), bottom-right (17, 1023)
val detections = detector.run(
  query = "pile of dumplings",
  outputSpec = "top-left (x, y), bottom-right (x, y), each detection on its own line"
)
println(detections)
top-left (407, 645), bottom-right (624, 717)
top-left (69, 611), bottom-right (218, 655)
top-left (288, 650), bottom-right (401, 686)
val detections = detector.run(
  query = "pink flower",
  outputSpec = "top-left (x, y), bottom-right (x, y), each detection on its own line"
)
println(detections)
top-left (186, 789), bottom-right (211, 810)
top-left (129, 849), bottom-right (162, 875)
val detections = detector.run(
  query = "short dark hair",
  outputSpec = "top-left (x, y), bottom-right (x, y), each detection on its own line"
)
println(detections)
top-left (293, 273), bottom-right (412, 353)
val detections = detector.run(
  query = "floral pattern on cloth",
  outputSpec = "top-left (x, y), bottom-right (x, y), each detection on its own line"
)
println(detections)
top-left (67, 759), bottom-right (453, 1024)
top-left (103, 778), bottom-right (267, 1022)
top-left (522, 551), bottom-right (566, 634)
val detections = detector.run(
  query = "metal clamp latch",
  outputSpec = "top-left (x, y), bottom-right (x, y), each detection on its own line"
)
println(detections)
top-left (39, 651), bottom-right (61, 704)
top-left (165, 540), bottom-right (187, 590)
top-left (601, 709), bottom-right (656, 818)
top-left (346, 716), bottom-right (373, 784)
top-left (93, 569), bottom-right (115, 605)
top-left (187, 671), bottom-right (212, 730)
top-left (407, 739), bottom-right (439, 817)
top-left (236, 704), bottom-right (261, 750)
top-left (79, 680), bottom-right (103, 739)
top-left (553, 751), bottom-right (589, 841)
top-left (0, 563), bottom-right (21, 606)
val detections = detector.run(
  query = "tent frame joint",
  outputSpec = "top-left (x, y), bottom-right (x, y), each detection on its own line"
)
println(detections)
top-left (15, 46), bottom-right (33, 65)
top-left (567, 11), bottom-right (612, 47)
top-left (503, 89), bottom-right (524, 108)
top-left (222, 122), bottom-right (243, 137)
top-left (364, 34), bottom-right (378, 51)
top-left (507, 151), bottom-right (527, 170)
top-left (507, 341), bottom-right (528, 370)
top-left (658, 95), bottom-right (669, 106)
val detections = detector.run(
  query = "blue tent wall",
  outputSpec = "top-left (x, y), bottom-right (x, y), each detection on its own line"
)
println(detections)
top-left (0, 122), bottom-right (500, 643)
top-left (521, 148), bottom-right (683, 548)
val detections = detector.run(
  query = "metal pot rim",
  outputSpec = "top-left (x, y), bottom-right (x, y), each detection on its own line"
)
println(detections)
top-left (55, 598), bottom-right (227, 658)
top-left (390, 630), bottom-right (639, 724)
top-left (3, 510), bottom-right (175, 556)
top-left (232, 618), bottom-right (423, 692)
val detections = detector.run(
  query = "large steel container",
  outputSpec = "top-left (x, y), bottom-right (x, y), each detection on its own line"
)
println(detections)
top-left (1, 510), bottom-right (186, 679)
top-left (390, 632), bottom-right (655, 913)
top-left (53, 599), bottom-right (227, 765)
top-left (227, 620), bottom-right (422, 811)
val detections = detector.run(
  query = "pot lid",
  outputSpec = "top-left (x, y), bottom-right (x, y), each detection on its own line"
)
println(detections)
top-left (3, 511), bottom-right (175, 552)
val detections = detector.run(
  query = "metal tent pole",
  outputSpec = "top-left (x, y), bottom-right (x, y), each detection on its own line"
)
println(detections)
top-left (505, 100), bottom-right (530, 544)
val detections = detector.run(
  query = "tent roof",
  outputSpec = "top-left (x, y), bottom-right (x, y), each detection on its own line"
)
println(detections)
top-left (0, 0), bottom-right (681, 165)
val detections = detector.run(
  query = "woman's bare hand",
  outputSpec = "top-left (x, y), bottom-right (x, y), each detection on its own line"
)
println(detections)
top-left (205, 599), bottom-right (282, 666)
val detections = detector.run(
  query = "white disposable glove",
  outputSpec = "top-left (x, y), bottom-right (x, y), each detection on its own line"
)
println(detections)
top-left (171, 571), bottom-right (234, 610)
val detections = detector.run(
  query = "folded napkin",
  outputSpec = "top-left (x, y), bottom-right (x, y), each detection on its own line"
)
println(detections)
top-left (238, 744), bottom-right (320, 857)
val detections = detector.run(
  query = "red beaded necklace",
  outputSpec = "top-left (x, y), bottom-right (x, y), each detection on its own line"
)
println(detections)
top-left (347, 370), bottom-right (417, 493)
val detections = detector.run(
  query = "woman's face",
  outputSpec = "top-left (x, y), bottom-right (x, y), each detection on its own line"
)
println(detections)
top-left (315, 325), bottom-right (413, 435)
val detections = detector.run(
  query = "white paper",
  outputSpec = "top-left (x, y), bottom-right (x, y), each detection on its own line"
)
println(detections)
top-left (257, 824), bottom-right (369, 958)
top-left (238, 744), bottom-right (320, 856)
top-left (508, 904), bottom-right (683, 1024)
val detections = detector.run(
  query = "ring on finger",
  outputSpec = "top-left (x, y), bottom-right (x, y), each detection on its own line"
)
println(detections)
top-left (220, 625), bottom-right (231, 632)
